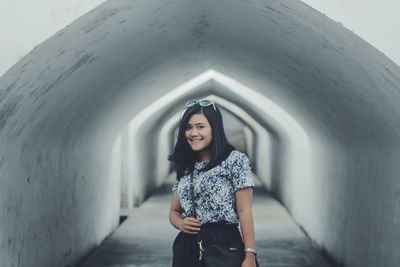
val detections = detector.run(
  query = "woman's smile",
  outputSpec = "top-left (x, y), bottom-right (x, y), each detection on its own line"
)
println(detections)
top-left (189, 138), bottom-right (206, 147)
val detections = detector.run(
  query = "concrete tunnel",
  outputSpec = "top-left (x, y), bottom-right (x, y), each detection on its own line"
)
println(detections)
top-left (1, 0), bottom-right (400, 266)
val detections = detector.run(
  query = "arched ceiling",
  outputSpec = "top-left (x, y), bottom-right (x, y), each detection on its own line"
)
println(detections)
top-left (1, 0), bottom-right (400, 148)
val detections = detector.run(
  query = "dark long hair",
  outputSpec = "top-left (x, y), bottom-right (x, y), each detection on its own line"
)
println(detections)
top-left (168, 102), bottom-right (236, 180)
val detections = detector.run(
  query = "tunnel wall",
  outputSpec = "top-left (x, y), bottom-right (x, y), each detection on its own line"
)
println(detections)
top-left (0, 128), bottom-right (121, 266)
top-left (1, 0), bottom-right (400, 267)
top-left (301, 0), bottom-right (400, 66)
top-left (0, 0), bottom-right (107, 77)
top-left (1, 0), bottom-right (399, 78)
top-left (307, 135), bottom-right (400, 267)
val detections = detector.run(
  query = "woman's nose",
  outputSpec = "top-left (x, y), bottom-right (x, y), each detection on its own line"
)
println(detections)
top-left (189, 129), bottom-right (199, 136)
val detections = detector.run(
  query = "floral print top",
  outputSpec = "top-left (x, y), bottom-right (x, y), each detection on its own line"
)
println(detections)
top-left (172, 150), bottom-right (254, 224)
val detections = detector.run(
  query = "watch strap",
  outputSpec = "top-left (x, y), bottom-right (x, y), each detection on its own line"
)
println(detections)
top-left (244, 247), bottom-right (257, 255)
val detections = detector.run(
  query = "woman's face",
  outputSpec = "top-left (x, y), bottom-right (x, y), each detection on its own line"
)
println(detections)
top-left (185, 113), bottom-right (212, 152)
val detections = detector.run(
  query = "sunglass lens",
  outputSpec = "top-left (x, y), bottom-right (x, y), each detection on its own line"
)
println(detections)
top-left (199, 99), bottom-right (212, 106)
top-left (185, 100), bottom-right (198, 107)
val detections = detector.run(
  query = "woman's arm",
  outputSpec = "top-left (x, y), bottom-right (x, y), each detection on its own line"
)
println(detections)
top-left (169, 192), bottom-right (183, 230)
top-left (236, 187), bottom-right (257, 266)
top-left (169, 192), bottom-right (201, 234)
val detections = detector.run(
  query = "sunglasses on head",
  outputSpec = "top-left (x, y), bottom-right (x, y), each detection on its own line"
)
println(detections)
top-left (179, 99), bottom-right (217, 120)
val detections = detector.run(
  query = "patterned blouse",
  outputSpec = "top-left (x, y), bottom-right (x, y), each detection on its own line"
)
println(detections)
top-left (172, 150), bottom-right (255, 224)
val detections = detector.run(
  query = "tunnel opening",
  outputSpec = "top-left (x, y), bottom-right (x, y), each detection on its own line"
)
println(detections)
top-left (120, 70), bottom-right (311, 212)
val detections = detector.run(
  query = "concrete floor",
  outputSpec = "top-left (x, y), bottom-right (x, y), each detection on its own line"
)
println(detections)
top-left (79, 176), bottom-right (333, 267)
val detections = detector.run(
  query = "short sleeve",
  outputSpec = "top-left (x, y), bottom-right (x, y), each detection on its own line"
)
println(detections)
top-left (230, 151), bottom-right (254, 192)
top-left (171, 180), bottom-right (179, 192)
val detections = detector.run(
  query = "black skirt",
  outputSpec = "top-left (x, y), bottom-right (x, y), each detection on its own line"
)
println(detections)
top-left (172, 222), bottom-right (243, 267)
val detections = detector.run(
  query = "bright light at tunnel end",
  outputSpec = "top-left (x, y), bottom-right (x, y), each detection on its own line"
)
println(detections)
top-left (125, 69), bottom-right (313, 224)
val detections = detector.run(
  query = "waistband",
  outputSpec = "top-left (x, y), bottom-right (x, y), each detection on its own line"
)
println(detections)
top-left (200, 221), bottom-right (239, 228)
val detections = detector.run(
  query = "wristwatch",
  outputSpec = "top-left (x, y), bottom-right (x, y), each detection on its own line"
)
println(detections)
top-left (244, 247), bottom-right (257, 255)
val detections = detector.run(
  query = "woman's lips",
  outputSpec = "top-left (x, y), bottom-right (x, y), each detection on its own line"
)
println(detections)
top-left (190, 139), bottom-right (203, 143)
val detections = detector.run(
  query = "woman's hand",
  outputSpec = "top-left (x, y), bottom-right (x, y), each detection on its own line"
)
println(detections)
top-left (179, 217), bottom-right (202, 234)
top-left (169, 193), bottom-right (202, 234)
top-left (241, 253), bottom-right (257, 267)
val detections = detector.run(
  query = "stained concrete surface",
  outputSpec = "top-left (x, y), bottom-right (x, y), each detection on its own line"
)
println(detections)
top-left (80, 176), bottom-right (333, 267)
top-left (2, 0), bottom-right (400, 266)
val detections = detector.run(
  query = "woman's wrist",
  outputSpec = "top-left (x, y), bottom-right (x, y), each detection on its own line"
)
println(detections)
top-left (244, 251), bottom-right (256, 259)
top-left (176, 217), bottom-right (183, 230)
top-left (171, 213), bottom-right (183, 230)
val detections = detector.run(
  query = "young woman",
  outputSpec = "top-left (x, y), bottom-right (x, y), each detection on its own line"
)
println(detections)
top-left (168, 99), bottom-right (259, 267)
